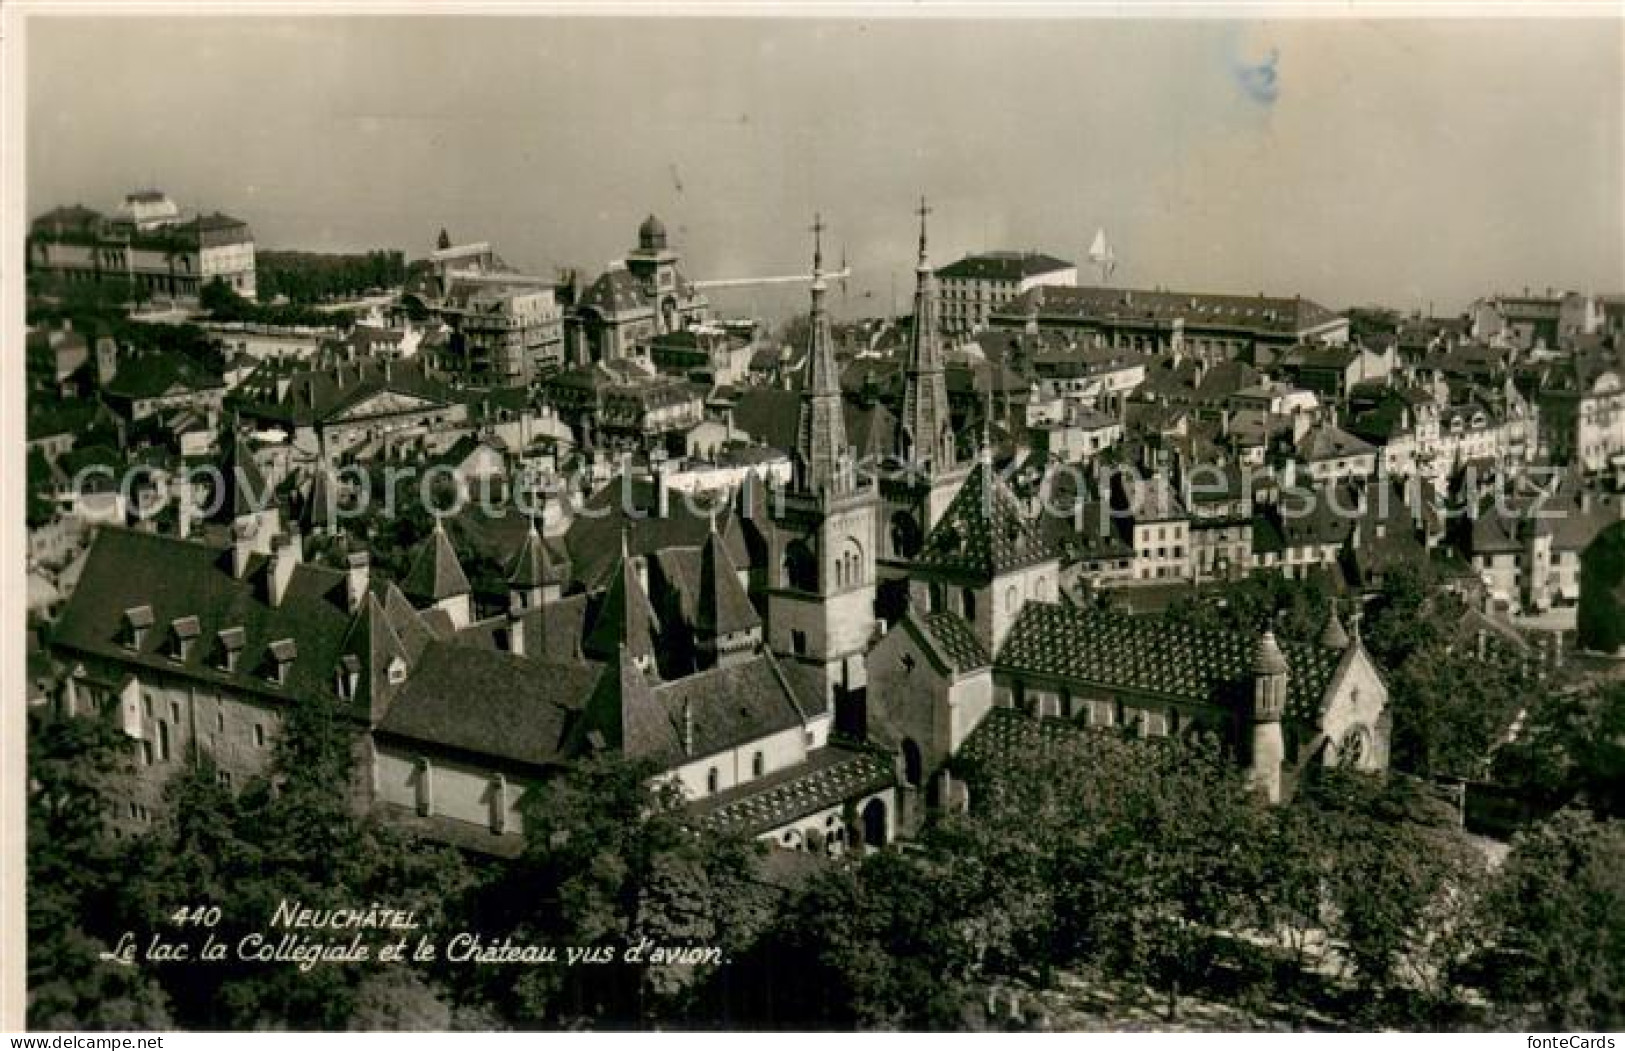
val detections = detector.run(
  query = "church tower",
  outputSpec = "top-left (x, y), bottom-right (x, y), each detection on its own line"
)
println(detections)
top-left (766, 215), bottom-right (879, 713)
top-left (880, 198), bottom-right (970, 569)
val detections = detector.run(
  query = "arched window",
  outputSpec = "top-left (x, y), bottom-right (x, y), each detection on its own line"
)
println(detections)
top-left (961, 588), bottom-right (977, 621)
top-left (929, 582), bottom-right (946, 613)
top-left (706, 767), bottom-right (719, 795)
top-left (901, 739), bottom-right (923, 788)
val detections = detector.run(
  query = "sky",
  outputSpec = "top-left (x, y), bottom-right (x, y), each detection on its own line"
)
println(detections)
top-left (24, 14), bottom-right (1625, 322)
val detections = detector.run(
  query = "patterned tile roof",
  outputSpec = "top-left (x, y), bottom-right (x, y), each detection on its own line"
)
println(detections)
top-left (687, 745), bottom-right (895, 837)
top-left (913, 462), bottom-right (1058, 581)
top-left (402, 521), bottom-right (472, 602)
top-left (919, 610), bottom-right (991, 672)
top-left (995, 603), bottom-right (1343, 722)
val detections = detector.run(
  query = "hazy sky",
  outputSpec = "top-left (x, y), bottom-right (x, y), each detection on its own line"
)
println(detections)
top-left (25, 15), bottom-right (1625, 320)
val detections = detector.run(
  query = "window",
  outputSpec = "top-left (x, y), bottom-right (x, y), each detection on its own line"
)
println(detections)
top-left (254, 723), bottom-right (266, 748)
top-left (157, 721), bottom-right (171, 763)
top-left (141, 741), bottom-right (154, 766)
top-left (216, 709), bottom-right (225, 732)
top-left (791, 630), bottom-right (808, 656)
top-left (707, 767), bottom-right (719, 795)
top-left (752, 751), bottom-right (765, 778)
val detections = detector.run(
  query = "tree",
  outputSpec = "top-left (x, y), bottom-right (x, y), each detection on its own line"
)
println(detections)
top-left (27, 710), bottom-right (175, 1030)
top-left (1296, 769), bottom-right (1486, 1025)
top-left (463, 752), bottom-right (764, 1028)
top-left (1578, 522), bottom-right (1625, 655)
top-left (1468, 809), bottom-right (1625, 1030)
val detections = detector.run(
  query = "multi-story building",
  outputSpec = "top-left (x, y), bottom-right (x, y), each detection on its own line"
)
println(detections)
top-left (442, 278), bottom-right (566, 385)
top-left (991, 285), bottom-right (1349, 360)
top-left (935, 250), bottom-right (1076, 335)
top-left (567, 215), bottom-right (711, 364)
top-left (29, 191), bottom-right (256, 302)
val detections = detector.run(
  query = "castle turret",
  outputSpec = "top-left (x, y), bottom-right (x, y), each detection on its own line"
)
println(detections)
top-left (1250, 630), bottom-right (1289, 803)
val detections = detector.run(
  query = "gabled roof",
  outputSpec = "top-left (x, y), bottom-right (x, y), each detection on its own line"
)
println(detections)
top-left (376, 641), bottom-right (598, 769)
top-left (996, 602), bottom-right (1344, 723)
top-left (402, 520), bottom-right (472, 603)
top-left (1297, 422), bottom-right (1376, 462)
top-left (914, 461), bottom-right (1058, 581)
top-left (104, 353), bottom-right (225, 402)
top-left (647, 652), bottom-right (807, 764)
top-left (52, 528), bottom-right (353, 705)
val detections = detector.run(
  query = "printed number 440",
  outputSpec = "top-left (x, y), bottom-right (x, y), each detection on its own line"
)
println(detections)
top-left (170, 905), bottom-right (222, 927)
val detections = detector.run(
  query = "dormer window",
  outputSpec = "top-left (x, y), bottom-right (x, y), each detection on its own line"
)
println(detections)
top-left (266, 638), bottom-right (297, 686)
top-left (216, 627), bottom-right (245, 673)
top-left (123, 606), bottom-right (154, 651)
top-left (169, 616), bottom-right (201, 662)
top-left (386, 657), bottom-right (407, 686)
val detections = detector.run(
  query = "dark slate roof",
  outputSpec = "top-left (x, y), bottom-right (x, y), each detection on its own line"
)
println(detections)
top-left (1297, 422), bottom-right (1376, 462)
top-left (935, 251), bottom-right (1074, 282)
top-left (996, 603), bottom-right (1344, 722)
top-left (999, 285), bottom-right (1341, 336)
top-left (918, 610), bottom-right (991, 672)
top-left (402, 521), bottom-right (472, 602)
top-left (913, 461), bottom-right (1057, 582)
top-left (376, 641), bottom-right (600, 770)
top-left (730, 387), bottom-right (898, 465)
top-left (687, 745), bottom-right (896, 837)
top-left (564, 474), bottom-right (749, 591)
top-left (452, 592), bottom-right (591, 666)
top-left (52, 528), bottom-right (353, 706)
top-left (697, 526), bottom-right (760, 636)
top-left (104, 353), bottom-right (224, 401)
top-left (507, 521), bottom-right (567, 588)
top-left (647, 652), bottom-right (807, 763)
top-left (234, 357), bottom-right (455, 428)
top-left (582, 548), bottom-right (660, 664)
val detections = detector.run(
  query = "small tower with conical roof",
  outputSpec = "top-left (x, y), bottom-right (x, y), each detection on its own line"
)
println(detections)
top-left (506, 517), bottom-right (566, 615)
top-left (1319, 604), bottom-right (1350, 651)
top-left (403, 517), bottom-right (474, 629)
top-left (1250, 630), bottom-right (1290, 802)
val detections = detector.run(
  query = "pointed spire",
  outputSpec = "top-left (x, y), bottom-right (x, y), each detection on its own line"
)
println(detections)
top-left (898, 195), bottom-right (955, 473)
top-left (793, 213), bottom-right (850, 496)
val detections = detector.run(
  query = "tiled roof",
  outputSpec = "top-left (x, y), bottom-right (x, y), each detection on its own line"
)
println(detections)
top-left (235, 357), bottom-right (455, 427)
top-left (402, 521), bottom-right (472, 603)
top-left (52, 528), bottom-right (353, 707)
top-left (582, 548), bottom-right (660, 664)
top-left (376, 641), bottom-right (599, 769)
top-left (936, 252), bottom-right (1074, 282)
top-left (1297, 422), bottom-right (1376, 462)
top-left (104, 353), bottom-right (224, 401)
top-left (648, 653), bottom-right (806, 763)
top-left (995, 603), bottom-right (1344, 722)
top-left (687, 745), bottom-right (895, 837)
top-left (696, 526), bottom-right (760, 636)
top-left (564, 474), bottom-right (752, 592)
top-left (1000, 285), bottom-right (1340, 336)
top-left (918, 610), bottom-right (991, 672)
top-left (914, 462), bottom-right (1058, 581)
top-left (506, 521), bottom-right (568, 588)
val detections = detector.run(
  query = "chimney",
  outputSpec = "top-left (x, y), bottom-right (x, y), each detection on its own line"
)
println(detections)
top-left (269, 536), bottom-right (299, 608)
top-left (345, 550), bottom-right (370, 613)
top-left (230, 519), bottom-right (257, 580)
top-left (506, 610), bottom-right (526, 657)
